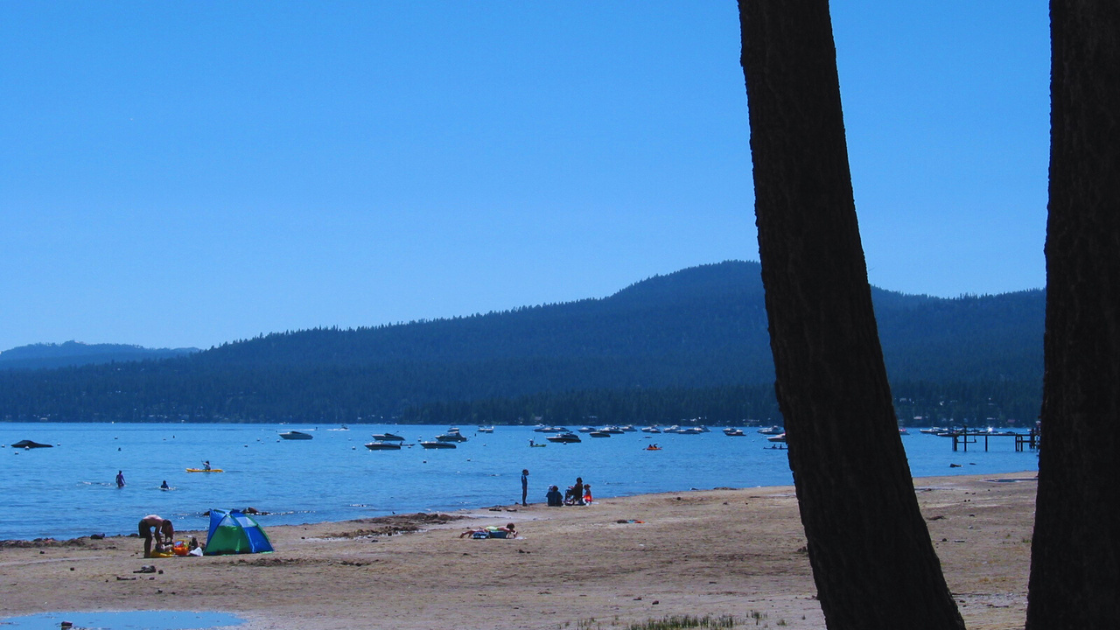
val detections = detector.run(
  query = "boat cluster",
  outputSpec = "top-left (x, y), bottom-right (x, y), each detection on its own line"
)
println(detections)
top-left (365, 426), bottom-right (483, 450)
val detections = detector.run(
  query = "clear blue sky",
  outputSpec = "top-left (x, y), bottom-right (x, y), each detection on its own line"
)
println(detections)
top-left (0, 2), bottom-right (1049, 352)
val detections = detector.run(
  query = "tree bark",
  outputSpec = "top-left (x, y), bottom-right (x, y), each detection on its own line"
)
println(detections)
top-left (1027, 2), bottom-right (1120, 627)
top-left (737, 2), bottom-right (963, 628)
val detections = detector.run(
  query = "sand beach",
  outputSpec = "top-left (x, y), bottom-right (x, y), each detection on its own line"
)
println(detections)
top-left (0, 472), bottom-right (1036, 630)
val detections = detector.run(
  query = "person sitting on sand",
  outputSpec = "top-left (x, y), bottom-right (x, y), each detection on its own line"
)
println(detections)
top-left (564, 477), bottom-right (586, 506)
top-left (138, 514), bottom-right (174, 558)
top-left (546, 485), bottom-right (563, 507)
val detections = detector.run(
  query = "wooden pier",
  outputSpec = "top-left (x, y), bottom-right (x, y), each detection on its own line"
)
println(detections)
top-left (940, 427), bottom-right (1040, 452)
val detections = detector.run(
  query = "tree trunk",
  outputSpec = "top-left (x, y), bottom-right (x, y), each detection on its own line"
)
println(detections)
top-left (1027, 2), bottom-right (1120, 627)
top-left (737, 2), bottom-right (963, 628)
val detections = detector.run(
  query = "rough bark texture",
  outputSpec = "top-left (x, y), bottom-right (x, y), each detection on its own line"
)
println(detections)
top-left (737, 2), bottom-right (964, 628)
top-left (1027, 2), bottom-right (1120, 628)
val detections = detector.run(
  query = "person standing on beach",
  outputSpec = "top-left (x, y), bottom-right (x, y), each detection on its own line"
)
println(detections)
top-left (521, 469), bottom-right (529, 506)
top-left (116, 470), bottom-right (125, 488)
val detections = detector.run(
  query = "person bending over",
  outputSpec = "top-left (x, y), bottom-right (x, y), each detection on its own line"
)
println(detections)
top-left (138, 514), bottom-right (174, 558)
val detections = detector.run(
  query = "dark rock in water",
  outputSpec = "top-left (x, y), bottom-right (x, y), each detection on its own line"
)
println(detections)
top-left (11, 440), bottom-right (53, 449)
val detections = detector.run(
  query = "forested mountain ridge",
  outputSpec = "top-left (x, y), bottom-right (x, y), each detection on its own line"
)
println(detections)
top-left (0, 261), bottom-right (1044, 424)
top-left (0, 341), bottom-right (198, 371)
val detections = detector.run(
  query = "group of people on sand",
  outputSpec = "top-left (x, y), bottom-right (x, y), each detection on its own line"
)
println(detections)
top-left (521, 469), bottom-right (592, 507)
top-left (546, 476), bottom-right (591, 506)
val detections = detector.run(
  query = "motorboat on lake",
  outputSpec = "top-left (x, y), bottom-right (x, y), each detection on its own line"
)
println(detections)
top-left (279, 431), bottom-right (313, 440)
top-left (436, 429), bottom-right (468, 442)
top-left (547, 432), bottom-right (582, 444)
top-left (420, 440), bottom-right (456, 449)
top-left (533, 425), bottom-right (569, 433)
top-left (372, 432), bottom-right (405, 441)
top-left (641, 426), bottom-right (661, 433)
top-left (723, 428), bottom-right (746, 436)
top-left (758, 426), bottom-right (784, 435)
top-left (477, 426), bottom-right (494, 433)
top-left (588, 430), bottom-right (611, 438)
top-left (365, 441), bottom-right (402, 450)
top-left (767, 433), bottom-right (787, 443)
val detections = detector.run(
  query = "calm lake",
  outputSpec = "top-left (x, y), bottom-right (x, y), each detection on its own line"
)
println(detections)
top-left (1, 423), bottom-right (1037, 540)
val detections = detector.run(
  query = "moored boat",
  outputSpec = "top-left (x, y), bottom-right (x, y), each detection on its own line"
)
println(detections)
top-left (546, 432), bottom-right (582, 443)
top-left (420, 440), bottom-right (456, 449)
top-left (767, 433), bottom-right (786, 443)
top-left (723, 428), bottom-right (746, 436)
top-left (365, 441), bottom-right (402, 450)
top-left (436, 429), bottom-right (468, 442)
top-left (372, 432), bottom-right (405, 441)
top-left (279, 431), bottom-right (313, 440)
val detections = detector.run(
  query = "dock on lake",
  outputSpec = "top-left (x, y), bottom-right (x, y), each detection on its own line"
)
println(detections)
top-left (940, 428), bottom-right (1039, 452)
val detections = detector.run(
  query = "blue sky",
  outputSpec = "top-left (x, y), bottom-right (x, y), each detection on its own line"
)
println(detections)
top-left (1, 2), bottom-right (1049, 351)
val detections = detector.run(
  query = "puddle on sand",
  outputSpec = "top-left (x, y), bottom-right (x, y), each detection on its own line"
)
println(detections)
top-left (0, 610), bottom-right (244, 630)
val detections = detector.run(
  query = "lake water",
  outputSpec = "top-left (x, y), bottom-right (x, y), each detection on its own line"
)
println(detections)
top-left (1, 423), bottom-right (1037, 541)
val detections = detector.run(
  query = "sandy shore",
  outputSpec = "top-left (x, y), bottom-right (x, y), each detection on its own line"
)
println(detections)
top-left (0, 472), bottom-right (1036, 630)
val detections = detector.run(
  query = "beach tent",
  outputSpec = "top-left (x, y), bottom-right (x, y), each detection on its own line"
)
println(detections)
top-left (204, 509), bottom-right (274, 555)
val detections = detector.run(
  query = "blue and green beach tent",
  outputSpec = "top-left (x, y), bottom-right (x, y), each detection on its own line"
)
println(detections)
top-left (204, 509), bottom-right (274, 555)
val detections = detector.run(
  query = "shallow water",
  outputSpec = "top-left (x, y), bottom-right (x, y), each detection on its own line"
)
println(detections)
top-left (0, 610), bottom-right (243, 629)
top-left (0, 423), bottom-right (1037, 540)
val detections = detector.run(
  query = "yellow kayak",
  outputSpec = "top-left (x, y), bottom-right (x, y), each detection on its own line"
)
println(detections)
top-left (186, 468), bottom-right (224, 473)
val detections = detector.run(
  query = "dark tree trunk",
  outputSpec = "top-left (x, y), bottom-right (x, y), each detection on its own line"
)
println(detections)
top-left (737, 2), bottom-right (963, 628)
top-left (1027, 2), bottom-right (1120, 628)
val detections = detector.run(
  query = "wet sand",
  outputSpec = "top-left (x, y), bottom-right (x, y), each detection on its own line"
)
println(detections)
top-left (0, 472), bottom-right (1036, 630)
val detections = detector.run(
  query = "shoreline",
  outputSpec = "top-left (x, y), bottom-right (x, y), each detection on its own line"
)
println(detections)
top-left (1, 472), bottom-right (1037, 630)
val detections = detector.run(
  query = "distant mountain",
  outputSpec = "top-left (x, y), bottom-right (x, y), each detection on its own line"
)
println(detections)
top-left (0, 261), bottom-right (1044, 424)
top-left (0, 341), bottom-right (198, 371)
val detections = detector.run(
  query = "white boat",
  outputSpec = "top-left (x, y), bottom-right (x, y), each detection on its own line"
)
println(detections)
top-left (640, 426), bottom-right (661, 433)
top-left (279, 431), bottom-right (313, 440)
top-left (477, 426), bottom-right (495, 433)
top-left (547, 432), bottom-right (582, 443)
top-left (436, 429), bottom-right (468, 443)
top-left (365, 441), bottom-right (402, 450)
top-left (372, 432), bottom-right (405, 441)
top-left (723, 428), bottom-right (746, 436)
top-left (767, 433), bottom-right (786, 443)
top-left (758, 425), bottom-right (784, 435)
top-left (533, 425), bottom-right (569, 433)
